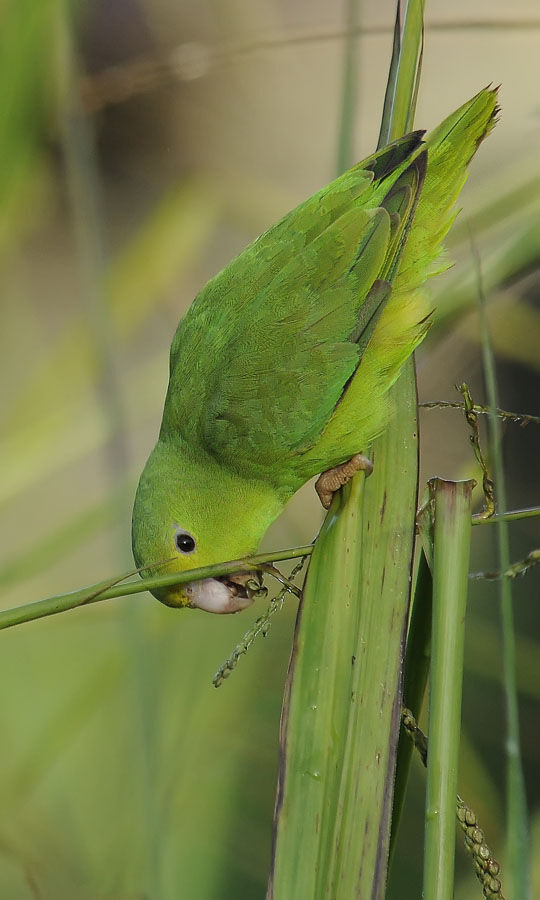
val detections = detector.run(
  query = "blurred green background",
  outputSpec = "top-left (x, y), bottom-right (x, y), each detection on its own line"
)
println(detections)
top-left (1, 1), bottom-right (539, 897)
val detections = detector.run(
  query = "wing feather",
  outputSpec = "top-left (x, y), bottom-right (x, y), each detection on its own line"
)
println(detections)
top-left (160, 134), bottom-right (428, 485)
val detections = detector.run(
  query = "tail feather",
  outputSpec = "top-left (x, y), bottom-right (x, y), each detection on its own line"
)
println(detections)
top-left (362, 131), bottom-right (425, 180)
top-left (364, 86), bottom-right (499, 390)
top-left (393, 87), bottom-right (499, 297)
top-left (307, 88), bottom-right (498, 467)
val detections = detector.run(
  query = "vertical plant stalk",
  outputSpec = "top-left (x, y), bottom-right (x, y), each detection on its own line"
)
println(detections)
top-left (378, 0), bottom-right (425, 147)
top-left (326, 391), bottom-right (420, 898)
top-left (56, 9), bottom-right (129, 502)
top-left (268, 392), bottom-right (420, 900)
top-left (423, 478), bottom-right (473, 900)
top-left (268, 475), bottom-right (367, 899)
top-left (390, 549), bottom-right (433, 855)
top-left (476, 257), bottom-right (531, 899)
top-left (56, 11), bottom-right (162, 898)
top-left (371, 0), bottom-right (428, 871)
top-left (268, 2), bottom-right (425, 897)
top-left (335, 0), bottom-right (360, 175)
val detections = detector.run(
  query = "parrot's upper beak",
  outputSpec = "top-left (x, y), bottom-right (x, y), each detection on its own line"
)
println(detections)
top-left (185, 570), bottom-right (264, 614)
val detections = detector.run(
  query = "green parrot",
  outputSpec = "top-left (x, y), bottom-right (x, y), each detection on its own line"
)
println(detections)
top-left (132, 88), bottom-right (498, 613)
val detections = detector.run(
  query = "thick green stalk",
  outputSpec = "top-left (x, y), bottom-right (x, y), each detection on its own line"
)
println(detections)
top-left (268, 3), bottom-right (425, 894)
top-left (335, 0), bottom-right (360, 175)
top-left (57, 8), bottom-right (129, 502)
top-left (269, 374), bottom-right (421, 898)
top-left (378, 0), bottom-right (425, 146)
top-left (268, 475), bottom-right (367, 899)
top-left (268, 385), bottom-right (419, 900)
top-left (326, 387), bottom-right (419, 898)
top-left (423, 478), bottom-right (473, 900)
top-left (390, 550), bottom-right (433, 855)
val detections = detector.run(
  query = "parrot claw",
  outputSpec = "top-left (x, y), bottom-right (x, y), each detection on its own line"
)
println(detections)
top-left (315, 453), bottom-right (373, 509)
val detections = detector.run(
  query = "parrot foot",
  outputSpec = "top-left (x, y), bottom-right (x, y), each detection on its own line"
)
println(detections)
top-left (315, 454), bottom-right (373, 509)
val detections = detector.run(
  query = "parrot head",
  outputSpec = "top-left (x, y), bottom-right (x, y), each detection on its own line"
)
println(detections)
top-left (131, 439), bottom-right (282, 613)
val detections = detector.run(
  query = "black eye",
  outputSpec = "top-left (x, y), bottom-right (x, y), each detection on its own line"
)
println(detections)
top-left (174, 530), bottom-right (196, 554)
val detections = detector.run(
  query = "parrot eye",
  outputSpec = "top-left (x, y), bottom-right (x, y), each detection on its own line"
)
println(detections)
top-left (174, 529), bottom-right (197, 554)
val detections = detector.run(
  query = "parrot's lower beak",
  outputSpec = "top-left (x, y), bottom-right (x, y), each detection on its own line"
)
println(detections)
top-left (185, 571), bottom-right (264, 614)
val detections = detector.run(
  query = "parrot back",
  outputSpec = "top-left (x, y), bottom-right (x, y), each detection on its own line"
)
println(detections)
top-left (160, 89), bottom-right (497, 495)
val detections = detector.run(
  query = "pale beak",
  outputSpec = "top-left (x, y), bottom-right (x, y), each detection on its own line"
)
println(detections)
top-left (186, 571), bottom-right (263, 614)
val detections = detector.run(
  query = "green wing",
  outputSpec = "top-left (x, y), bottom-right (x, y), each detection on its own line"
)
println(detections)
top-left (297, 87), bottom-right (498, 472)
top-left (161, 90), bottom-right (497, 489)
top-left (160, 136), bottom-right (426, 488)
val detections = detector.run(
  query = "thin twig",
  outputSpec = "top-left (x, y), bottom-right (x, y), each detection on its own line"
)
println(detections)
top-left (472, 506), bottom-right (540, 525)
top-left (470, 548), bottom-right (540, 581)
top-left (213, 557), bottom-right (308, 688)
top-left (459, 382), bottom-right (495, 518)
top-left (259, 563), bottom-right (303, 598)
top-left (420, 400), bottom-right (540, 427)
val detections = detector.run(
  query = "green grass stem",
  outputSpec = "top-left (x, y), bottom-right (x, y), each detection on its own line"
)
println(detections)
top-left (377, 0), bottom-right (425, 147)
top-left (477, 254), bottom-right (532, 899)
top-left (1, 492), bottom-right (536, 633)
top-left (58, 15), bottom-right (163, 893)
top-left (57, 14), bottom-right (129, 499)
top-left (423, 478), bottom-right (474, 900)
top-left (326, 385), bottom-right (420, 897)
top-left (390, 550), bottom-right (433, 856)
top-left (270, 369), bottom-right (420, 898)
top-left (268, 475), bottom-right (367, 899)
top-left (472, 505), bottom-right (540, 525)
top-left (0, 546), bottom-right (314, 631)
top-left (335, 0), bottom-right (360, 175)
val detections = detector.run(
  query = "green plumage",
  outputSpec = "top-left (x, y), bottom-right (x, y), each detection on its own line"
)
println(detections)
top-left (132, 88), bottom-right (498, 612)
top-left (161, 134), bottom-right (425, 489)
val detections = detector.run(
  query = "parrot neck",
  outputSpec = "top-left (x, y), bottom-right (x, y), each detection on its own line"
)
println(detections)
top-left (157, 437), bottom-right (288, 556)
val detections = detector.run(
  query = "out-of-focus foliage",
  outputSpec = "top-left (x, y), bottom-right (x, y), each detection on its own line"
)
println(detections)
top-left (0, 0), bottom-right (539, 897)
